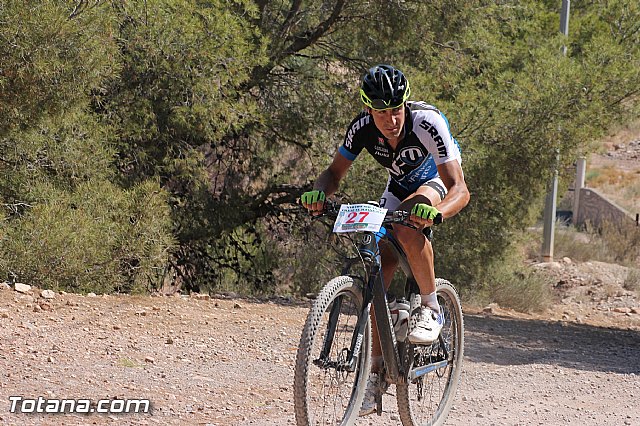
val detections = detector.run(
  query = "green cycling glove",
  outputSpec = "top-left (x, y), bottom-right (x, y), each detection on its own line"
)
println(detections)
top-left (411, 203), bottom-right (443, 224)
top-left (301, 190), bottom-right (326, 205)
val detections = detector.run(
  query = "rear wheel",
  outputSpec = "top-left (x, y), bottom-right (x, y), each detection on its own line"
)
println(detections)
top-left (293, 276), bottom-right (371, 426)
top-left (396, 279), bottom-right (464, 426)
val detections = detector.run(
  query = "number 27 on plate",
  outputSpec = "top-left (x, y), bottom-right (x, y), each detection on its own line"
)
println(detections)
top-left (332, 204), bottom-right (387, 233)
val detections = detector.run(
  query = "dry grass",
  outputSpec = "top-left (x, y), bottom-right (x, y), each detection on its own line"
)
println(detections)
top-left (550, 226), bottom-right (607, 262)
top-left (536, 221), bottom-right (640, 267)
top-left (470, 238), bottom-right (553, 313)
top-left (603, 283), bottom-right (621, 298)
top-left (599, 117), bottom-right (640, 149)
top-left (523, 225), bottom-right (608, 263)
top-left (587, 167), bottom-right (638, 186)
top-left (586, 166), bottom-right (640, 214)
top-left (624, 268), bottom-right (640, 294)
top-left (488, 267), bottom-right (552, 313)
top-left (586, 116), bottom-right (640, 214)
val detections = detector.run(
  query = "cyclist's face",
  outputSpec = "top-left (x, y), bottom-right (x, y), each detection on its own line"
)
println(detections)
top-left (369, 105), bottom-right (405, 141)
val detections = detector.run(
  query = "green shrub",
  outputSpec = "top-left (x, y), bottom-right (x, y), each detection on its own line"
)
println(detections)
top-left (203, 224), bottom-right (281, 296)
top-left (0, 179), bottom-right (174, 294)
top-left (273, 220), bottom-right (345, 297)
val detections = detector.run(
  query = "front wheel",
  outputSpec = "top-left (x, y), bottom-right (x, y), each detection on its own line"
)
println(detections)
top-left (397, 279), bottom-right (465, 426)
top-left (293, 276), bottom-right (371, 426)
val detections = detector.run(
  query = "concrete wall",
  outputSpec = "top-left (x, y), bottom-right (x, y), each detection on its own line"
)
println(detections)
top-left (575, 187), bottom-right (637, 228)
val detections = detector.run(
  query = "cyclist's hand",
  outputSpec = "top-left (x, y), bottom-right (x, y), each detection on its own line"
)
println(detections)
top-left (301, 190), bottom-right (326, 216)
top-left (410, 203), bottom-right (443, 226)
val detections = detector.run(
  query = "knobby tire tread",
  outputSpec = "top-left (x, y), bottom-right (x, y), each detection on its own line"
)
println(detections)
top-left (293, 276), bottom-right (371, 426)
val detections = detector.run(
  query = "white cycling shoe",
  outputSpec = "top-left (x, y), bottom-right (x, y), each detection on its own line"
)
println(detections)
top-left (358, 372), bottom-right (389, 417)
top-left (408, 306), bottom-right (444, 344)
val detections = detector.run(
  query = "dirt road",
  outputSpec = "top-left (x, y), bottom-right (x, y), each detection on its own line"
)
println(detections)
top-left (1, 271), bottom-right (639, 426)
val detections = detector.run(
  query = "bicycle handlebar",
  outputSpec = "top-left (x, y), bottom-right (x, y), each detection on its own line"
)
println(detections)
top-left (309, 201), bottom-right (416, 229)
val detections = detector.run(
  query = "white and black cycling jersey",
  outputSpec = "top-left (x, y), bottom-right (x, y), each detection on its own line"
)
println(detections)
top-left (338, 101), bottom-right (462, 200)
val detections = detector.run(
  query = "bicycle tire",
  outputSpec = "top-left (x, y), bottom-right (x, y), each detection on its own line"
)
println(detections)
top-left (396, 279), bottom-right (464, 426)
top-left (293, 276), bottom-right (371, 426)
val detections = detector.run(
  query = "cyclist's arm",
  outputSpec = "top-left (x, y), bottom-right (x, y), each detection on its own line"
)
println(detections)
top-left (313, 151), bottom-right (353, 197)
top-left (435, 160), bottom-right (470, 220)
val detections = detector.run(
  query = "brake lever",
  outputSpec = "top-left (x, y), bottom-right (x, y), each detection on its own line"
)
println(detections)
top-left (309, 202), bottom-right (339, 220)
top-left (310, 212), bottom-right (328, 221)
top-left (393, 210), bottom-right (410, 221)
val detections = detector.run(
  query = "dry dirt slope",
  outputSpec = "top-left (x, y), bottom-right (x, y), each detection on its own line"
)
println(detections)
top-left (1, 267), bottom-right (639, 426)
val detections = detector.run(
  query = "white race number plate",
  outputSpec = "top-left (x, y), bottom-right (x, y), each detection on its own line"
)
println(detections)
top-left (332, 203), bottom-right (387, 233)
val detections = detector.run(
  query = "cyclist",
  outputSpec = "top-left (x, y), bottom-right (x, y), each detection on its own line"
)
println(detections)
top-left (301, 64), bottom-right (470, 416)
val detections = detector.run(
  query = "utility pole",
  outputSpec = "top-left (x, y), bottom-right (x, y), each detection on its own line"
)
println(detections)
top-left (572, 157), bottom-right (586, 225)
top-left (541, 151), bottom-right (559, 262)
top-left (541, 0), bottom-right (570, 262)
top-left (560, 0), bottom-right (570, 54)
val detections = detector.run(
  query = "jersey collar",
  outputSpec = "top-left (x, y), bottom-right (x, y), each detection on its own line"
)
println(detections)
top-left (403, 102), bottom-right (415, 135)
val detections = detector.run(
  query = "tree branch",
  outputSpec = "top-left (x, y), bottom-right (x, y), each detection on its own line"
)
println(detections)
top-left (607, 87), bottom-right (640, 108)
top-left (2, 202), bottom-right (34, 215)
top-left (280, 0), bottom-right (303, 40)
top-left (252, 183), bottom-right (306, 209)
top-left (264, 124), bottom-right (312, 149)
top-left (280, 0), bottom-right (346, 58)
top-left (68, 0), bottom-right (86, 19)
top-left (68, 0), bottom-right (105, 20)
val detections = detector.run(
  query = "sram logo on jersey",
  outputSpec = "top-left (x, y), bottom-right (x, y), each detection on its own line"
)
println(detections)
top-left (344, 115), bottom-right (371, 149)
top-left (390, 147), bottom-right (427, 177)
top-left (419, 119), bottom-right (448, 158)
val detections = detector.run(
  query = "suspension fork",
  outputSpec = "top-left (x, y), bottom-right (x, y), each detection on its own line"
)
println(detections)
top-left (316, 295), bottom-right (343, 365)
top-left (317, 228), bottom-right (404, 374)
top-left (316, 272), bottom-right (373, 373)
top-left (344, 292), bottom-right (372, 372)
top-left (324, 231), bottom-right (380, 372)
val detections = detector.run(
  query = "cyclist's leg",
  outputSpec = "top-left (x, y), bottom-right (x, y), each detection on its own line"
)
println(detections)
top-left (393, 178), bottom-right (447, 305)
top-left (392, 180), bottom-right (448, 344)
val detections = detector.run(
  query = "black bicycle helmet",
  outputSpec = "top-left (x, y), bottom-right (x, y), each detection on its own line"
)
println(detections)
top-left (360, 64), bottom-right (411, 110)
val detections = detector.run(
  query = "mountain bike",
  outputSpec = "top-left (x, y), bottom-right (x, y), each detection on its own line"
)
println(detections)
top-left (293, 201), bottom-right (464, 426)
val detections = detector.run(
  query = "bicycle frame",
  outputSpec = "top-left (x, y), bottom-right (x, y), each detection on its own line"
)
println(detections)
top-left (316, 223), bottom-right (419, 384)
top-left (298, 205), bottom-right (463, 426)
